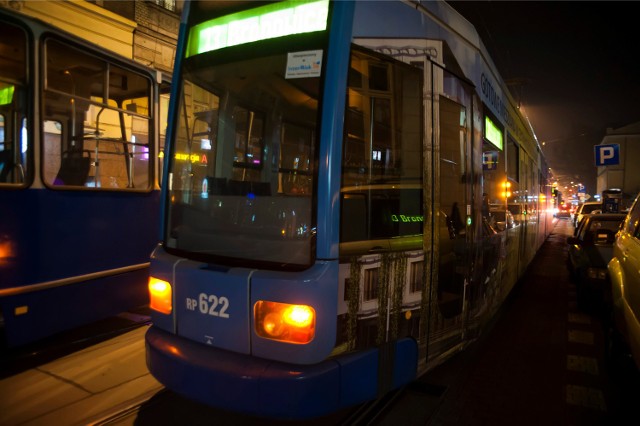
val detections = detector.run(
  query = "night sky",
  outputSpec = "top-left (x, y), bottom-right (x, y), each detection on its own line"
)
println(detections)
top-left (448, 0), bottom-right (640, 198)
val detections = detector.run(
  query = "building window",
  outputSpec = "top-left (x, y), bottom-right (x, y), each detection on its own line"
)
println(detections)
top-left (363, 268), bottom-right (379, 301)
top-left (410, 261), bottom-right (423, 293)
top-left (153, 0), bottom-right (175, 12)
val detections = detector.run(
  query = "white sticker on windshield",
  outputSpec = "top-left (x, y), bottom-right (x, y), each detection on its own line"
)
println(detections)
top-left (285, 50), bottom-right (323, 79)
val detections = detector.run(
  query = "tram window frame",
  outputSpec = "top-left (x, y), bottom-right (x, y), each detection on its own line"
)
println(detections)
top-left (481, 110), bottom-right (506, 215)
top-left (339, 46), bottom-right (424, 255)
top-left (409, 260), bottom-right (424, 293)
top-left (41, 36), bottom-right (154, 191)
top-left (0, 19), bottom-right (30, 187)
top-left (363, 267), bottom-right (379, 301)
top-left (507, 137), bottom-right (519, 183)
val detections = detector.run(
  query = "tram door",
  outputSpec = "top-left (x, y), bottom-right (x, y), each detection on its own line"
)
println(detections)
top-left (437, 96), bottom-right (469, 323)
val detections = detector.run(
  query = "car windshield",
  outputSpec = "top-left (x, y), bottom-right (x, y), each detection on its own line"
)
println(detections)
top-left (588, 218), bottom-right (622, 233)
top-left (584, 217), bottom-right (623, 243)
top-left (582, 204), bottom-right (601, 214)
top-left (490, 211), bottom-right (507, 221)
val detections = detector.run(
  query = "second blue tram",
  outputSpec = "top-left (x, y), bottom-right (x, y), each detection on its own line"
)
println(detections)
top-left (0, 7), bottom-right (166, 348)
top-left (146, 0), bottom-right (553, 419)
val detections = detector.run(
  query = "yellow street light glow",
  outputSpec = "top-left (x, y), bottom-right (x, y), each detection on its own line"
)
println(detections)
top-left (501, 181), bottom-right (511, 198)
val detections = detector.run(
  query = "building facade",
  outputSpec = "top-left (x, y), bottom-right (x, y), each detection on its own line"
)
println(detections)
top-left (596, 121), bottom-right (640, 209)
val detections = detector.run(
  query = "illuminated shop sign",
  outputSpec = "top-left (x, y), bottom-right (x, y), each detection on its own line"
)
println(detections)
top-left (175, 152), bottom-right (208, 164)
top-left (0, 85), bottom-right (14, 105)
top-left (484, 116), bottom-right (503, 150)
top-left (186, 0), bottom-right (329, 57)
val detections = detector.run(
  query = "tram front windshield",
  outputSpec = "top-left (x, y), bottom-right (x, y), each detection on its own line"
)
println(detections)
top-left (164, 46), bottom-right (323, 269)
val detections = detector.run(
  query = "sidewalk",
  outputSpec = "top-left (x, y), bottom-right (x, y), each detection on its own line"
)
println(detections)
top-left (0, 325), bottom-right (162, 426)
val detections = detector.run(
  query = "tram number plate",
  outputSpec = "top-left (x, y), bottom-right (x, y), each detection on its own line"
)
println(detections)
top-left (186, 293), bottom-right (230, 318)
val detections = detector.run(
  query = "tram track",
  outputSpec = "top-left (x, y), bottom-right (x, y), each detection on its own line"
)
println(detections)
top-left (0, 308), bottom-right (151, 378)
top-left (88, 389), bottom-right (169, 426)
top-left (339, 387), bottom-right (406, 425)
top-left (337, 379), bottom-right (448, 426)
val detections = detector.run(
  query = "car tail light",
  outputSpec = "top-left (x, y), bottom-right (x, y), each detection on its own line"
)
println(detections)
top-left (254, 300), bottom-right (315, 344)
top-left (149, 276), bottom-right (172, 314)
top-left (586, 267), bottom-right (607, 280)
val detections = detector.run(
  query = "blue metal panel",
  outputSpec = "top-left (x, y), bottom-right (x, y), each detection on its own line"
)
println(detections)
top-left (147, 327), bottom-right (418, 419)
top-left (315, 0), bottom-right (355, 260)
top-left (174, 260), bottom-right (251, 354)
top-left (259, 358), bottom-right (341, 419)
top-left (1, 268), bottom-right (149, 346)
top-left (158, 1), bottom-right (192, 240)
top-left (0, 188), bottom-right (159, 287)
top-left (393, 338), bottom-right (419, 387)
top-left (0, 187), bottom-right (159, 346)
top-left (338, 347), bottom-right (380, 406)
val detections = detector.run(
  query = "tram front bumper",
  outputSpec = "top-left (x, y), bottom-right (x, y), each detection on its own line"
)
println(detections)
top-left (145, 326), bottom-right (385, 419)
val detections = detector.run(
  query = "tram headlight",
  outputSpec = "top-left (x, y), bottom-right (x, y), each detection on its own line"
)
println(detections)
top-left (149, 276), bottom-right (172, 314)
top-left (254, 301), bottom-right (315, 344)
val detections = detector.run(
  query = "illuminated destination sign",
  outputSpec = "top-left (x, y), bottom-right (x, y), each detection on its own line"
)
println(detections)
top-left (186, 0), bottom-right (329, 57)
top-left (484, 116), bottom-right (503, 151)
top-left (391, 214), bottom-right (423, 223)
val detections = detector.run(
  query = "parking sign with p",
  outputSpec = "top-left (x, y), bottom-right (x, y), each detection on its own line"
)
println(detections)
top-left (594, 143), bottom-right (620, 166)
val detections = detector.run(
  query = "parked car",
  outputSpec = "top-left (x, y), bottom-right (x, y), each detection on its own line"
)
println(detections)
top-left (573, 201), bottom-right (602, 227)
top-left (507, 203), bottom-right (527, 223)
top-left (567, 213), bottom-right (626, 312)
top-left (556, 203), bottom-right (572, 219)
top-left (606, 194), bottom-right (640, 370)
top-left (488, 207), bottom-right (516, 231)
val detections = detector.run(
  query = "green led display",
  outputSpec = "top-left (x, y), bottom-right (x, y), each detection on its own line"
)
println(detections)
top-left (186, 0), bottom-right (329, 57)
top-left (391, 214), bottom-right (424, 223)
top-left (485, 116), bottom-right (503, 150)
top-left (0, 85), bottom-right (14, 105)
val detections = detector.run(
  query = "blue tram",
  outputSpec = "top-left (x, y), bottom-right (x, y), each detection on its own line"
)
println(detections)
top-left (0, 7), bottom-right (165, 347)
top-left (146, 0), bottom-right (553, 419)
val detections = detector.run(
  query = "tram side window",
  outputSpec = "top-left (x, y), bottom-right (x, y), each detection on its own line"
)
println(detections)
top-left (158, 83), bottom-right (172, 186)
top-left (481, 114), bottom-right (506, 225)
top-left (0, 21), bottom-right (29, 185)
top-left (507, 137), bottom-right (518, 183)
top-left (42, 38), bottom-right (152, 190)
top-left (340, 48), bottom-right (423, 254)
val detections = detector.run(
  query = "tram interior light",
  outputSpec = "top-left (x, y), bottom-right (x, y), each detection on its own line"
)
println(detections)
top-left (149, 276), bottom-right (172, 314)
top-left (254, 300), bottom-right (315, 344)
